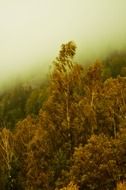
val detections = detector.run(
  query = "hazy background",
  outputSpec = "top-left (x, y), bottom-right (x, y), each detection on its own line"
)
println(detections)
top-left (0, 0), bottom-right (126, 86)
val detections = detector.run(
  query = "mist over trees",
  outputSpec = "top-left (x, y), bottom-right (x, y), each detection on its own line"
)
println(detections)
top-left (0, 42), bottom-right (126, 190)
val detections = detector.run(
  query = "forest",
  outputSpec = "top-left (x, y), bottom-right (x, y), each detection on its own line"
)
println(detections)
top-left (0, 41), bottom-right (126, 190)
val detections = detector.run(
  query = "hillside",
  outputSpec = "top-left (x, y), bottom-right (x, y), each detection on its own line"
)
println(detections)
top-left (0, 42), bottom-right (126, 190)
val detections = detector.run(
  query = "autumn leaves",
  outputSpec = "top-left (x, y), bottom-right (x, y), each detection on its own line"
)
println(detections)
top-left (0, 42), bottom-right (126, 189)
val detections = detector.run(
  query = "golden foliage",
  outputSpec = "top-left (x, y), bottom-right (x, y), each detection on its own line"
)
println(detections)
top-left (117, 181), bottom-right (126, 190)
top-left (0, 42), bottom-right (126, 189)
top-left (59, 182), bottom-right (79, 190)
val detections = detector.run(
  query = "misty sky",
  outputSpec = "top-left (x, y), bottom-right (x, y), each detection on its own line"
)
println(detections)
top-left (0, 0), bottom-right (126, 83)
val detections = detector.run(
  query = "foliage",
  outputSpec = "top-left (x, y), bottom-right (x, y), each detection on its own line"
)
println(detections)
top-left (117, 181), bottom-right (126, 190)
top-left (0, 42), bottom-right (126, 189)
top-left (69, 135), bottom-right (118, 190)
top-left (103, 51), bottom-right (126, 78)
top-left (59, 181), bottom-right (79, 190)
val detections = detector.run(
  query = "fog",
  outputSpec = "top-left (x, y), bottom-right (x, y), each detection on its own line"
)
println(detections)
top-left (0, 0), bottom-right (126, 86)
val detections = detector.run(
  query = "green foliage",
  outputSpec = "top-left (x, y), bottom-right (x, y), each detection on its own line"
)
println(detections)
top-left (103, 51), bottom-right (126, 78)
top-left (0, 80), bottom-right (48, 129)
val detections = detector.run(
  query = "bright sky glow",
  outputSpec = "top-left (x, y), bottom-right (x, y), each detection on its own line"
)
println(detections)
top-left (0, 0), bottom-right (126, 83)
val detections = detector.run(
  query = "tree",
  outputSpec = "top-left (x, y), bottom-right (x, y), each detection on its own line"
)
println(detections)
top-left (59, 181), bottom-right (79, 190)
top-left (0, 128), bottom-right (15, 189)
top-left (103, 51), bottom-right (126, 78)
top-left (69, 135), bottom-right (118, 190)
top-left (95, 77), bottom-right (126, 137)
top-left (14, 116), bottom-right (37, 189)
